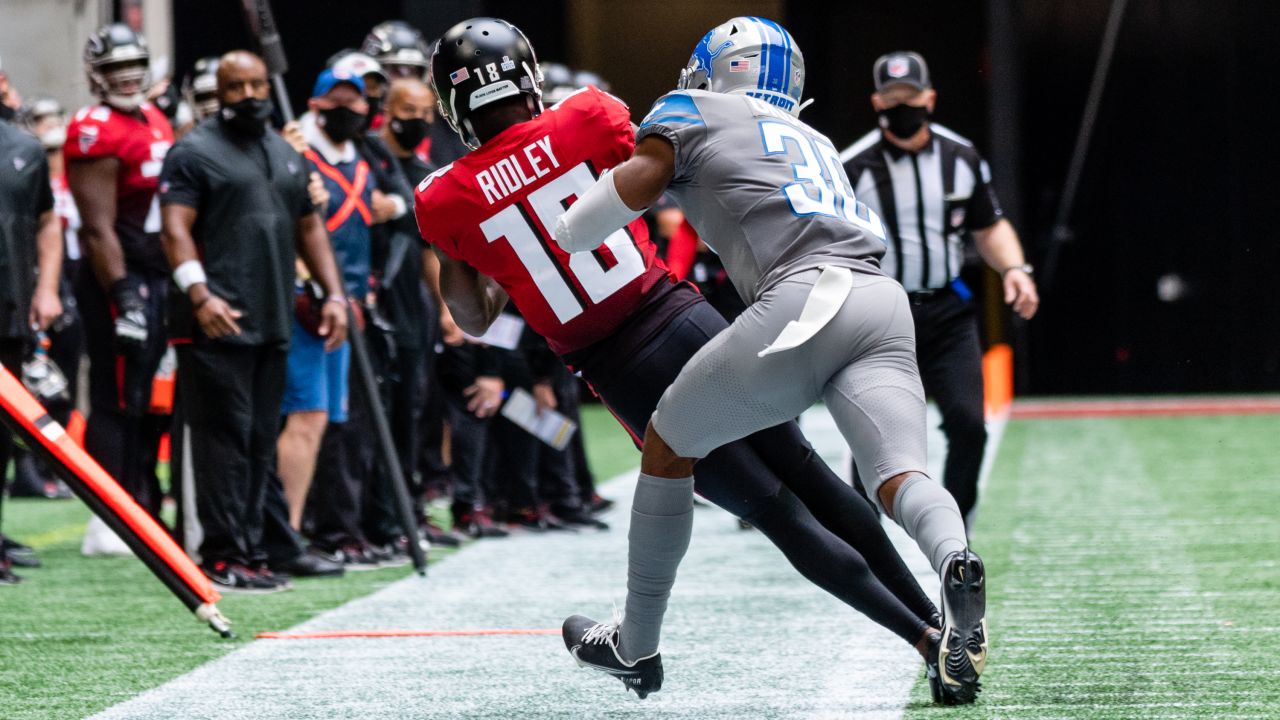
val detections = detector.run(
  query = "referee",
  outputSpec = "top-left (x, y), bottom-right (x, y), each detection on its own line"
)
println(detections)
top-left (842, 51), bottom-right (1038, 528)
top-left (160, 51), bottom-right (348, 590)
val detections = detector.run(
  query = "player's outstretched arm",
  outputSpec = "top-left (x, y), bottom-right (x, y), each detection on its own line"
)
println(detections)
top-left (436, 249), bottom-right (509, 337)
top-left (553, 135), bottom-right (676, 253)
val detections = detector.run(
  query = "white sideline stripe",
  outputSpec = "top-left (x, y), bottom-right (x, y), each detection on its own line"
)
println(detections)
top-left (94, 406), bottom-right (1004, 719)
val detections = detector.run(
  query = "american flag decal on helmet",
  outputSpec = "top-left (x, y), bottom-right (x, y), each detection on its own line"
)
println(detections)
top-left (730, 59), bottom-right (751, 72)
top-left (450, 67), bottom-right (470, 85)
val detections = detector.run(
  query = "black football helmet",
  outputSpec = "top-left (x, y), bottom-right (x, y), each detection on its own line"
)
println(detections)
top-left (182, 56), bottom-right (220, 122)
top-left (362, 20), bottom-right (430, 79)
top-left (541, 62), bottom-right (576, 105)
top-left (572, 69), bottom-right (611, 93)
top-left (429, 17), bottom-right (543, 149)
top-left (84, 23), bottom-right (152, 111)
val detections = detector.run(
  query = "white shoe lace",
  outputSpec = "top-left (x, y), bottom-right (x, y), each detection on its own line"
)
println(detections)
top-left (580, 607), bottom-right (624, 646)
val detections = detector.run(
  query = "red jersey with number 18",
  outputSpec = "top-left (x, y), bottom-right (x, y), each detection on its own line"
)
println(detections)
top-left (413, 86), bottom-right (672, 355)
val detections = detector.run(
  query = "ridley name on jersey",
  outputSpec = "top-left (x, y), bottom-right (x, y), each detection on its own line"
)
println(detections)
top-left (414, 86), bottom-right (672, 355)
top-left (475, 135), bottom-right (561, 205)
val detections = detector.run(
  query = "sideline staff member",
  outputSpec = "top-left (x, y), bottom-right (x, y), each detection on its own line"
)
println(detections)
top-left (842, 51), bottom-right (1038, 527)
top-left (0, 111), bottom-right (64, 584)
top-left (160, 51), bottom-right (348, 591)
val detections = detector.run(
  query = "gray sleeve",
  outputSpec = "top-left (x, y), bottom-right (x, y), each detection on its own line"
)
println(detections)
top-left (635, 91), bottom-right (707, 185)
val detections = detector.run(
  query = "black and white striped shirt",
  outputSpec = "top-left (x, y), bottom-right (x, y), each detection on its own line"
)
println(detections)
top-left (841, 124), bottom-right (1002, 293)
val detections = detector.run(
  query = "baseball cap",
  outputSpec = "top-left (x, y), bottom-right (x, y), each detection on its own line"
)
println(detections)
top-left (873, 51), bottom-right (930, 92)
top-left (312, 67), bottom-right (365, 98)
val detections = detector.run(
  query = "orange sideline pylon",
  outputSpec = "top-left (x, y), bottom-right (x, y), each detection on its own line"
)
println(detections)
top-left (983, 344), bottom-right (1014, 418)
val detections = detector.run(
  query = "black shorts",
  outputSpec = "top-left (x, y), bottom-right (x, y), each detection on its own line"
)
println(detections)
top-left (564, 281), bottom-right (724, 443)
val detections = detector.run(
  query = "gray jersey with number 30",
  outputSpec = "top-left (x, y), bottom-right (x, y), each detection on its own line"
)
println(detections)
top-left (637, 89), bottom-right (889, 303)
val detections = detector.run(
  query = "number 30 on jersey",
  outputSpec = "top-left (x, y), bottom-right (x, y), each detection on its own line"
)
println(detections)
top-left (759, 120), bottom-right (888, 242)
top-left (479, 162), bottom-right (646, 323)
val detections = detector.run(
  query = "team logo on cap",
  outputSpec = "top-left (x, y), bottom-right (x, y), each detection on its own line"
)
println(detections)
top-left (450, 67), bottom-right (470, 85)
top-left (888, 58), bottom-right (910, 78)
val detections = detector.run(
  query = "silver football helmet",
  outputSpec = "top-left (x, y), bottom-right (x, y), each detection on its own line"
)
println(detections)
top-left (676, 16), bottom-right (807, 116)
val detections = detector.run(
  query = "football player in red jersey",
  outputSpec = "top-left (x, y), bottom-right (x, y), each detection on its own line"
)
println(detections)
top-left (416, 18), bottom-right (942, 698)
top-left (65, 24), bottom-right (175, 542)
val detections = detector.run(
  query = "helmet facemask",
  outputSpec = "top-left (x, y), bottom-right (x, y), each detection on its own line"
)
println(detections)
top-left (91, 60), bottom-right (152, 112)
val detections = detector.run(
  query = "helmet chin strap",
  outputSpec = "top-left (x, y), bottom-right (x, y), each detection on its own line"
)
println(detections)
top-left (796, 98), bottom-right (815, 114)
top-left (460, 117), bottom-right (481, 150)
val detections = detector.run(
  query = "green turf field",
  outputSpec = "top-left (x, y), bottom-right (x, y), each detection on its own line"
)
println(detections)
top-left (2, 406), bottom-right (1278, 718)
top-left (904, 413), bottom-right (1280, 719)
top-left (0, 405), bottom-right (636, 720)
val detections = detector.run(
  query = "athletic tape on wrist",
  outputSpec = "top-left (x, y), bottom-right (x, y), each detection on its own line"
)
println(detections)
top-left (173, 260), bottom-right (207, 293)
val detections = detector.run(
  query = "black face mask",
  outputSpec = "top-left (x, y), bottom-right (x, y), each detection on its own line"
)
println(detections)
top-left (878, 104), bottom-right (930, 139)
top-left (319, 106), bottom-right (367, 143)
top-left (0, 103), bottom-right (15, 122)
top-left (389, 116), bottom-right (430, 150)
top-left (219, 97), bottom-right (274, 137)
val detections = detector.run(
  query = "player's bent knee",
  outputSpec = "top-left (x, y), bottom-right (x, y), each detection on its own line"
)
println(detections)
top-left (642, 420), bottom-right (696, 478)
top-left (876, 470), bottom-right (922, 519)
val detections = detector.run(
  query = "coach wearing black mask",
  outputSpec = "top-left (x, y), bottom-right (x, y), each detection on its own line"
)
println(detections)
top-left (842, 51), bottom-right (1038, 531)
top-left (159, 51), bottom-right (349, 591)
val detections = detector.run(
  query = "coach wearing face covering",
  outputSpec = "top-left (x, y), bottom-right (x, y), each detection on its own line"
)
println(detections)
top-left (159, 51), bottom-right (348, 590)
top-left (841, 51), bottom-right (1038, 531)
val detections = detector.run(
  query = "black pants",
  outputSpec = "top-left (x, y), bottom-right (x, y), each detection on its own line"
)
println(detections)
top-left (911, 292), bottom-right (987, 524)
top-left (417, 294), bottom-right (450, 501)
top-left (443, 381), bottom-right (493, 516)
top-left (570, 286), bottom-right (936, 644)
top-left (177, 343), bottom-right (287, 567)
top-left (537, 362), bottom-right (586, 515)
top-left (307, 327), bottom-right (405, 550)
top-left (377, 341), bottom-right (427, 534)
top-left (0, 339), bottom-right (27, 530)
top-left (78, 271), bottom-right (168, 519)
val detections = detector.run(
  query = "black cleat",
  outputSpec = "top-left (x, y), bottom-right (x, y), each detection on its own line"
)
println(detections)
top-left (204, 561), bottom-right (289, 594)
top-left (936, 549), bottom-right (987, 704)
top-left (562, 614), bottom-right (663, 699)
top-left (2, 536), bottom-right (41, 568)
top-left (0, 559), bottom-right (23, 585)
top-left (421, 521), bottom-right (461, 548)
top-left (274, 549), bottom-right (345, 578)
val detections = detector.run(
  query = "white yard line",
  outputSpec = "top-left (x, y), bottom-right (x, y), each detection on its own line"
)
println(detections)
top-left (94, 405), bottom-right (1006, 720)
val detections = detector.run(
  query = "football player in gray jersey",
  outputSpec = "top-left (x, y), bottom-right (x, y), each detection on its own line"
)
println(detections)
top-left (556, 17), bottom-right (987, 704)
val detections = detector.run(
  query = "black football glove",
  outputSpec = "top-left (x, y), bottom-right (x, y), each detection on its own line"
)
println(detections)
top-left (110, 278), bottom-right (149, 351)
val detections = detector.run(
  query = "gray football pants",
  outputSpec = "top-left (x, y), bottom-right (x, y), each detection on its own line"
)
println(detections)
top-left (651, 269), bottom-right (928, 511)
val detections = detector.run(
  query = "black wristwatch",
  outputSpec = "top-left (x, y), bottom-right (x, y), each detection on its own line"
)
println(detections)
top-left (1002, 263), bottom-right (1034, 278)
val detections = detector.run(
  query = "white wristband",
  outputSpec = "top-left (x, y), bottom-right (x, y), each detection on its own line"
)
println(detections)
top-left (173, 260), bottom-right (208, 293)
top-left (553, 168), bottom-right (644, 253)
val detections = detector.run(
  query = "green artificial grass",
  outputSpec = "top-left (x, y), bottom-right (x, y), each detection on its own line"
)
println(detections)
top-left (0, 403), bottom-right (633, 720)
top-left (904, 414), bottom-right (1280, 719)
top-left (9, 404), bottom-right (1277, 718)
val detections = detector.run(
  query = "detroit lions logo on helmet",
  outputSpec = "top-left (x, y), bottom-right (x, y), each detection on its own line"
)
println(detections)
top-left (676, 17), bottom-right (808, 117)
